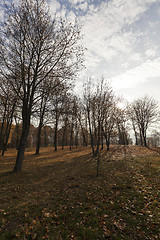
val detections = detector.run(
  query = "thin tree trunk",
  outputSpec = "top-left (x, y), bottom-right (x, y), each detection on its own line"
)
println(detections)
top-left (1, 102), bottom-right (16, 155)
top-left (95, 118), bottom-right (100, 157)
top-left (75, 130), bottom-right (78, 148)
top-left (35, 121), bottom-right (43, 155)
top-left (70, 123), bottom-right (74, 151)
top-left (54, 115), bottom-right (58, 152)
top-left (15, 118), bottom-right (19, 150)
top-left (61, 116), bottom-right (68, 150)
top-left (79, 117), bottom-right (86, 146)
top-left (75, 119), bottom-right (78, 148)
top-left (35, 98), bottom-right (46, 155)
top-left (107, 132), bottom-right (111, 151)
top-left (135, 132), bottom-right (138, 145)
top-left (1, 119), bottom-right (13, 156)
top-left (0, 108), bottom-right (7, 150)
top-left (44, 127), bottom-right (48, 147)
top-left (101, 126), bottom-right (103, 150)
top-left (87, 109), bottom-right (95, 156)
top-left (132, 124), bottom-right (138, 145)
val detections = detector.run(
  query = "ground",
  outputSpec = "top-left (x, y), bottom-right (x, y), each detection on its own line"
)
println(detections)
top-left (0, 145), bottom-right (160, 239)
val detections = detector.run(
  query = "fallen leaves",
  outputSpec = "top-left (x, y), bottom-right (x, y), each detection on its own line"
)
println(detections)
top-left (0, 146), bottom-right (160, 239)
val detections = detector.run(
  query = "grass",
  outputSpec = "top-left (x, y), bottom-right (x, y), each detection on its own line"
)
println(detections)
top-left (0, 145), bottom-right (160, 239)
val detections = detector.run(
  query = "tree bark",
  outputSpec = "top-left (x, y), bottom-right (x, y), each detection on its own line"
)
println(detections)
top-left (35, 121), bottom-right (43, 155)
top-left (44, 127), bottom-right (48, 148)
top-left (13, 105), bottom-right (30, 173)
top-left (15, 117), bottom-right (20, 150)
top-left (0, 107), bottom-right (7, 150)
top-left (78, 117), bottom-right (86, 146)
top-left (54, 115), bottom-right (58, 152)
top-left (70, 123), bottom-right (74, 151)
top-left (61, 117), bottom-right (68, 150)
top-left (139, 128), bottom-right (143, 145)
top-left (35, 97), bottom-right (46, 155)
top-left (142, 129), bottom-right (147, 146)
top-left (101, 126), bottom-right (103, 150)
top-left (1, 101), bottom-right (16, 155)
top-left (1, 119), bottom-right (13, 156)
top-left (87, 109), bottom-right (95, 156)
top-left (13, 123), bottom-right (30, 172)
top-left (95, 117), bottom-right (101, 157)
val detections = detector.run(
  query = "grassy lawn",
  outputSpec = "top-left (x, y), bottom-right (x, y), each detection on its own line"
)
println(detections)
top-left (0, 146), bottom-right (160, 239)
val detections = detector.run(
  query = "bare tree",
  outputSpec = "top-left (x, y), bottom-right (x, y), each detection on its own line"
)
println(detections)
top-left (83, 79), bottom-right (95, 156)
top-left (0, 80), bottom-right (18, 155)
top-left (102, 103), bottom-right (116, 151)
top-left (127, 104), bottom-right (139, 145)
top-left (34, 80), bottom-right (50, 155)
top-left (77, 100), bottom-right (88, 147)
top-left (116, 108), bottom-right (129, 146)
top-left (49, 79), bottom-right (72, 152)
top-left (131, 96), bottom-right (159, 147)
top-left (82, 78), bottom-right (114, 176)
top-left (0, 0), bottom-right (83, 172)
top-left (60, 97), bottom-right (72, 150)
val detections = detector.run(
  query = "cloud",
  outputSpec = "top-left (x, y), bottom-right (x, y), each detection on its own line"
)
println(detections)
top-left (48, 0), bottom-right (61, 16)
top-left (68, 0), bottom-right (90, 5)
top-left (76, 0), bottom-right (160, 88)
top-left (67, 10), bottom-right (76, 22)
top-left (77, 2), bottom-right (88, 11)
top-left (110, 57), bottom-right (160, 89)
top-left (68, 0), bottom-right (83, 4)
top-left (145, 48), bottom-right (157, 57)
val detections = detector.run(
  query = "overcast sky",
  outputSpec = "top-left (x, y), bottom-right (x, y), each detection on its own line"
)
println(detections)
top-left (1, 0), bottom-right (160, 104)
top-left (47, 0), bottom-right (160, 104)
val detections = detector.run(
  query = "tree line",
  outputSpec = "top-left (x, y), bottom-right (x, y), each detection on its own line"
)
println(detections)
top-left (0, 0), bottom-right (159, 173)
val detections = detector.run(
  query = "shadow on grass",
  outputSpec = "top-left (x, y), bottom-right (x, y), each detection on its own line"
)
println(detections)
top-left (0, 170), bottom-right (14, 177)
top-left (146, 146), bottom-right (160, 154)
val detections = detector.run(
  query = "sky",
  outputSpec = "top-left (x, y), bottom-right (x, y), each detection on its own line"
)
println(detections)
top-left (47, 0), bottom-right (160, 104)
top-left (0, 0), bottom-right (160, 104)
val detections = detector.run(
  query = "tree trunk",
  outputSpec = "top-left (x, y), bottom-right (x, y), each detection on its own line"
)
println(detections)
top-left (1, 119), bottom-right (13, 156)
top-left (101, 126), bottom-right (103, 150)
top-left (35, 121), bottom-right (43, 155)
top-left (132, 124), bottom-right (138, 145)
top-left (54, 116), bottom-right (58, 152)
top-left (95, 118), bottom-right (100, 157)
top-left (1, 102), bottom-right (16, 155)
top-left (61, 117), bottom-right (68, 150)
top-left (78, 117), bottom-right (86, 146)
top-left (70, 125), bottom-right (73, 151)
top-left (35, 100), bottom-right (46, 155)
top-left (139, 128), bottom-right (143, 145)
top-left (87, 109), bottom-right (95, 156)
top-left (15, 121), bottom-right (19, 150)
top-left (13, 123), bottom-right (30, 172)
top-left (44, 127), bottom-right (48, 147)
top-left (75, 130), bottom-right (78, 148)
top-left (75, 119), bottom-right (78, 148)
top-left (13, 105), bottom-right (31, 173)
top-left (0, 109), bottom-right (7, 150)
top-left (135, 132), bottom-right (138, 145)
top-left (104, 131), bottom-right (110, 151)
top-left (142, 129), bottom-right (147, 146)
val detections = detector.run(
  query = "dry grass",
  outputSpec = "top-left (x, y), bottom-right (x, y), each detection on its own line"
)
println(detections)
top-left (0, 145), bottom-right (160, 239)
